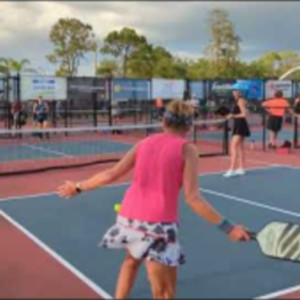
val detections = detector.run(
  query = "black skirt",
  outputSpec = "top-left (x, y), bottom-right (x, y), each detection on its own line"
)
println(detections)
top-left (267, 116), bottom-right (283, 133)
top-left (232, 118), bottom-right (251, 137)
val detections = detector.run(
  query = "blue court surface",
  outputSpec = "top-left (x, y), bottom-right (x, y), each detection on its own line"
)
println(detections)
top-left (0, 140), bottom-right (132, 162)
top-left (1, 165), bottom-right (300, 298)
top-left (201, 128), bottom-right (295, 143)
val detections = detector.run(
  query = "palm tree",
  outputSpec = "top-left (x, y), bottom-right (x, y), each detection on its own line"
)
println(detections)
top-left (7, 58), bottom-right (30, 73)
top-left (0, 58), bottom-right (10, 76)
top-left (0, 58), bottom-right (31, 75)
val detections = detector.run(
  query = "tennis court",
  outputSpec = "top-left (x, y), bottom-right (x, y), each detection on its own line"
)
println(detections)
top-left (1, 119), bottom-right (300, 298)
top-left (1, 164), bottom-right (300, 298)
top-left (0, 120), bottom-right (228, 175)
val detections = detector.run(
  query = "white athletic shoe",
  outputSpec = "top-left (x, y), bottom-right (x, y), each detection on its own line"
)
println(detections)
top-left (235, 168), bottom-right (246, 176)
top-left (223, 170), bottom-right (236, 178)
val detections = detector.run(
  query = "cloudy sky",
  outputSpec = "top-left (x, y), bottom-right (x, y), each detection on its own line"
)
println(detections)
top-left (1, 1), bottom-right (300, 76)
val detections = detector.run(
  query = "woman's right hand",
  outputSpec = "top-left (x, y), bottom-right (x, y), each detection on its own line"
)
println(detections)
top-left (57, 181), bottom-right (78, 199)
top-left (226, 113), bottom-right (233, 120)
top-left (228, 225), bottom-right (251, 242)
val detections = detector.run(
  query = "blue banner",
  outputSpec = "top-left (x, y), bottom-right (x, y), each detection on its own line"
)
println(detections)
top-left (189, 81), bottom-right (204, 99)
top-left (211, 79), bottom-right (263, 101)
top-left (112, 79), bottom-right (150, 101)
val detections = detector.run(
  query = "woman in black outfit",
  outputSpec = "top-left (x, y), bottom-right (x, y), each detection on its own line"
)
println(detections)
top-left (224, 90), bottom-right (251, 178)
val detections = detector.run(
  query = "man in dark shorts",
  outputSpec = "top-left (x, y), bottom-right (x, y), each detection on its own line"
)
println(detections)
top-left (33, 96), bottom-right (49, 139)
top-left (33, 96), bottom-right (49, 128)
top-left (262, 90), bottom-right (295, 149)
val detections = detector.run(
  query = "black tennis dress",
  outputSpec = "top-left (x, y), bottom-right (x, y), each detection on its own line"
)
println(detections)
top-left (232, 101), bottom-right (251, 138)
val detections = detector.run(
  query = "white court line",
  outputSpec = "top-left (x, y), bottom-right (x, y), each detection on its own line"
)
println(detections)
top-left (0, 210), bottom-right (112, 299)
top-left (22, 143), bottom-right (74, 158)
top-left (256, 285), bottom-right (300, 299)
top-left (200, 188), bottom-right (300, 218)
top-left (200, 164), bottom-right (280, 178)
top-left (0, 165), bottom-right (280, 203)
top-left (0, 164), bottom-right (295, 299)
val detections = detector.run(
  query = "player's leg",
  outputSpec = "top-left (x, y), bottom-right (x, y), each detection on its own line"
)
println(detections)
top-left (145, 259), bottom-right (177, 299)
top-left (269, 130), bottom-right (275, 148)
top-left (43, 117), bottom-right (50, 139)
top-left (224, 135), bottom-right (239, 177)
top-left (237, 137), bottom-right (246, 174)
top-left (114, 252), bottom-right (142, 299)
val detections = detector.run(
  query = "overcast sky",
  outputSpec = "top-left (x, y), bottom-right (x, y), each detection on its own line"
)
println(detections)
top-left (1, 1), bottom-right (300, 76)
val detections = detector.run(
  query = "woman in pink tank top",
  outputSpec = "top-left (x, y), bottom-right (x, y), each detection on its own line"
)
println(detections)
top-left (58, 100), bottom-right (250, 299)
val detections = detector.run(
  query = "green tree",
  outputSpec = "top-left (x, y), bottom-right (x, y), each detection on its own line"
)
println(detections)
top-left (96, 59), bottom-right (119, 77)
top-left (0, 58), bottom-right (10, 75)
top-left (7, 58), bottom-right (30, 73)
top-left (205, 8), bottom-right (241, 76)
top-left (101, 27), bottom-right (147, 77)
top-left (47, 18), bottom-right (95, 76)
top-left (0, 57), bottom-right (31, 75)
top-left (151, 46), bottom-right (177, 78)
top-left (127, 43), bottom-right (155, 78)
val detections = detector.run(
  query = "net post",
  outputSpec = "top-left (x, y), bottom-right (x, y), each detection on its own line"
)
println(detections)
top-left (223, 120), bottom-right (229, 155)
top-left (64, 100), bottom-right (68, 136)
top-left (262, 110), bottom-right (266, 151)
top-left (5, 75), bottom-right (11, 130)
top-left (92, 91), bottom-right (97, 127)
top-left (108, 77), bottom-right (113, 126)
top-left (52, 100), bottom-right (57, 128)
top-left (294, 115), bottom-right (298, 148)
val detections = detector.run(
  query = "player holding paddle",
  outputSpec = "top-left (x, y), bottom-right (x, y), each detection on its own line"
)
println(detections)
top-left (58, 100), bottom-right (250, 299)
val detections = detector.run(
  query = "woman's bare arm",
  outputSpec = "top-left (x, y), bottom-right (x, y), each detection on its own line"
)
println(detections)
top-left (182, 143), bottom-right (250, 241)
top-left (183, 143), bottom-right (223, 224)
top-left (57, 145), bottom-right (137, 198)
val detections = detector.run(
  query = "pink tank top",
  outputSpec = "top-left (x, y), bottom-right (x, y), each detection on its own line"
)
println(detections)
top-left (119, 132), bottom-right (188, 222)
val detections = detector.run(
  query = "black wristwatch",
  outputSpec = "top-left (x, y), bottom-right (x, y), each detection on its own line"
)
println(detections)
top-left (75, 183), bottom-right (82, 194)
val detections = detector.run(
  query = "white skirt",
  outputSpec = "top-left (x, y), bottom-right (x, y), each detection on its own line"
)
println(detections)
top-left (99, 215), bottom-right (185, 267)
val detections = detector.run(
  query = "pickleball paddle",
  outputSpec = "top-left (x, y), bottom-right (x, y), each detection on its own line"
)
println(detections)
top-left (248, 221), bottom-right (300, 262)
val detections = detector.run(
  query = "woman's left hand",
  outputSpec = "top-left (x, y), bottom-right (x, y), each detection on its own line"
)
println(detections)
top-left (226, 114), bottom-right (233, 120)
top-left (57, 181), bottom-right (78, 199)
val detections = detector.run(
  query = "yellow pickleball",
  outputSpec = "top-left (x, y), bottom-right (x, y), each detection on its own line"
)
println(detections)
top-left (114, 203), bottom-right (121, 213)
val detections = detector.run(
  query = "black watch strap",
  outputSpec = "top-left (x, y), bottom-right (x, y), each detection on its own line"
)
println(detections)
top-left (75, 183), bottom-right (82, 193)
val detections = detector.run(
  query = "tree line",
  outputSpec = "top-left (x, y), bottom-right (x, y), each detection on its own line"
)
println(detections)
top-left (1, 8), bottom-right (300, 80)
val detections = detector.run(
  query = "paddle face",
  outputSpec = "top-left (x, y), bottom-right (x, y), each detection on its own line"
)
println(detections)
top-left (256, 221), bottom-right (300, 262)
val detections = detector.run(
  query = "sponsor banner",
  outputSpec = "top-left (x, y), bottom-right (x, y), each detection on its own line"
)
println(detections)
top-left (112, 79), bottom-right (150, 101)
top-left (189, 81), bottom-right (205, 99)
top-left (211, 79), bottom-right (263, 101)
top-left (21, 75), bottom-right (67, 101)
top-left (152, 78), bottom-right (185, 99)
top-left (265, 80), bottom-right (292, 99)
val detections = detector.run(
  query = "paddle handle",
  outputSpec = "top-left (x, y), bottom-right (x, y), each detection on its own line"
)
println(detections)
top-left (247, 231), bottom-right (257, 240)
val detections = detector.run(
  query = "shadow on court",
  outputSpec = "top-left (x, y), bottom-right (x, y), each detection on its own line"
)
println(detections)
top-left (1, 166), bottom-right (300, 298)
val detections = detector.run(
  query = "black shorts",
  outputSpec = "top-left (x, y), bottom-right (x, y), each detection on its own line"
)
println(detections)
top-left (267, 116), bottom-right (283, 133)
top-left (37, 114), bottom-right (48, 124)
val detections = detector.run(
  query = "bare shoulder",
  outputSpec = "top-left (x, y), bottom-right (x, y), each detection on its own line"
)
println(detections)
top-left (238, 97), bottom-right (247, 105)
top-left (183, 142), bottom-right (198, 158)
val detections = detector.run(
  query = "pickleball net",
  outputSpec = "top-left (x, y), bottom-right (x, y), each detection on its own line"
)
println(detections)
top-left (294, 116), bottom-right (299, 149)
top-left (0, 119), bottom-right (229, 176)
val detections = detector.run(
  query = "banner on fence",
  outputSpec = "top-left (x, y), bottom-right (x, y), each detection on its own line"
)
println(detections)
top-left (152, 79), bottom-right (185, 99)
top-left (210, 79), bottom-right (263, 101)
top-left (189, 81), bottom-right (205, 99)
top-left (21, 75), bottom-right (67, 101)
top-left (265, 80), bottom-right (292, 99)
top-left (112, 79), bottom-right (150, 102)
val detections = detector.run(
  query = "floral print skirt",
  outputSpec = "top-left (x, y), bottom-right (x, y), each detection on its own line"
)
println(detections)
top-left (99, 215), bottom-right (185, 267)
